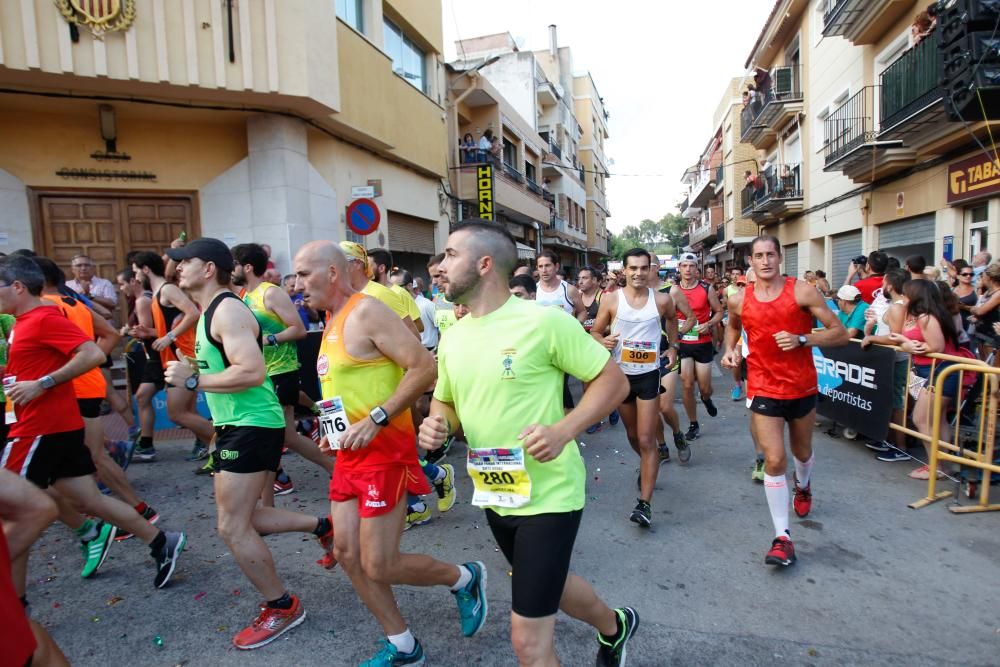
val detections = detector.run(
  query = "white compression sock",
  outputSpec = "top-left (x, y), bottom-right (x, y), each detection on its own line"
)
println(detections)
top-left (387, 628), bottom-right (416, 654)
top-left (450, 564), bottom-right (472, 592)
top-left (794, 455), bottom-right (814, 489)
top-left (763, 473), bottom-right (790, 538)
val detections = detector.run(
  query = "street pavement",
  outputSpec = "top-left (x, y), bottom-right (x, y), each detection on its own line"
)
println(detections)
top-left (26, 371), bottom-right (1000, 666)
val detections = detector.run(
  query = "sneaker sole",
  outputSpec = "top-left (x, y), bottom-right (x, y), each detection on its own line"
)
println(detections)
top-left (629, 513), bottom-right (651, 528)
top-left (233, 610), bottom-right (307, 650)
top-left (765, 554), bottom-right (795, 566)
top-left (465, 561), bottom-right (488, 637)
top-left (273, 486), bottom-right (295, 496)
top-left (85, 525), bottom-right (118, 578)
top-left (155, 533), bottom-right (186, 589)
top-left (618, 608), bottom-right (640, 666)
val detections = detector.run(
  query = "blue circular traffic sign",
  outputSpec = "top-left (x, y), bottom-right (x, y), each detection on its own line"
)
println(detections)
top-left (346, 198), bottom-right (380, 236)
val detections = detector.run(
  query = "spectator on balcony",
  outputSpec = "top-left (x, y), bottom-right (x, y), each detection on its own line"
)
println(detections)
top-left (478, 128), bottom-right (494, 162)
top-left (911, 9), bottom-right (936, 46)
top-left (741, 90), bottom-right (750, 109)
top-left (490, 136), bottom-right (503, 165)
top-left (460, 133), bottom-right (477, 164)
top-left (542, 178), bottom-right (551, 192)
top-left (906, 254), bottom-right (928, 281)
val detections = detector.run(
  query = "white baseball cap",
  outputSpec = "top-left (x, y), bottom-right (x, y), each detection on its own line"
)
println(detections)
top-left (679, 252), bottom-right (699, 263)
top-left (836, 285), bottom-right (861, 301)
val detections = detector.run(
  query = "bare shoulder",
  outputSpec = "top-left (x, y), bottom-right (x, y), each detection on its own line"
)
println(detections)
top-left (728, 289), bottom-right (745, 315)
top-left (794, 279), bottom-right (823, 306)
top-left (654, 289), bottom-right (674, 312)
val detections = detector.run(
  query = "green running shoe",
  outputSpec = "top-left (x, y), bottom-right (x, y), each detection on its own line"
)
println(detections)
top-left (80, 521), bottom-right (116, 578)
top-left (596, 606), bottom-right (640, 667)
top-left (195, 450), bottom-right (218, 476)
top-left (453, 561), bottom-right (487, 637)
top-left (359, 638), bottom-right (425, 666)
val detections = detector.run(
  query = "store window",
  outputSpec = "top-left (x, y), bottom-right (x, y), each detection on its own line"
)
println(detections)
top-left (967, 203), bottom-right (989, 260)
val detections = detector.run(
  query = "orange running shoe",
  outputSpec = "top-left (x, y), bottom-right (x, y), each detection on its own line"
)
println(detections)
top-left (315, 519), bottom-right (337, 570)
top-left (232, 595), bottom-right (306, 650)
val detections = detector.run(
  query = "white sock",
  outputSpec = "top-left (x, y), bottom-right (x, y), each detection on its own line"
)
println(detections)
top-left (794, 455), bottom-right (814, 489)
top-left (410, 500), bottom-right (426, 512)
top-left (763, 474), bottom-right (790, 538)
top-left (432, 467), bottom-right (446, 483)
top-left (450, 564), bottom-right (472, 592)
top-left (387, 628), bottom-right (415, 654)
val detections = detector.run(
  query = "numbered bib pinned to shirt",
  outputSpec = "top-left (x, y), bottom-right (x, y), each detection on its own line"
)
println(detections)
top-left (467, 447), bottom-right (532, 508)
top-left (317, 396), bottom-right (350, 449)
top-left (679, 319), bottom-right (700, 342)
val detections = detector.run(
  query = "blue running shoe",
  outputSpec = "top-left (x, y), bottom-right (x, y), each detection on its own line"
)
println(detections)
top-left (609, 409), bottom-right (620, 426)
top-left (360, 638), bottom-right (425, 666)
top-left (731, 385), bottom-right (743, 401)
top-left (586, 422), bottom-right (602, 435)
top-left (453, 561), bottom-right (488, 637)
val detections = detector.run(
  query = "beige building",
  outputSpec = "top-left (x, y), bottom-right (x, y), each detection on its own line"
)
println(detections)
top-left (0, 0), bottom-right (450, 281)
top-left (572, 73), bottom-right (612, 263)
top-left (733, 0), bottom-right (999, 285)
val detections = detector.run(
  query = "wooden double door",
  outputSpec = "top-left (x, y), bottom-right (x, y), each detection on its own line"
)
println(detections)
top-left (35, 193), bottom-right (197, 283)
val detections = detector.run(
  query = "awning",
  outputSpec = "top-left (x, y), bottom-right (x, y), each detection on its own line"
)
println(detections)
top-left (709, 241), bottom-right (728, 255)
top-left (516, 242), bottom-right (536, 260)
top-left (731, 236), bottom-right (756, 246)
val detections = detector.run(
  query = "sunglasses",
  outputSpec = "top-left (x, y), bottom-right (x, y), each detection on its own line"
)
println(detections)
top-left (960, 272), bottom-right (974, 277)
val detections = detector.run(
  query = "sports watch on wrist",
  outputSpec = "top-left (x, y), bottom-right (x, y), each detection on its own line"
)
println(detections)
top-left (267, 334), bottom-right (278, 346)
top-left (797, 335), bottom-right (808, 347)
top-left (184, 374), bottom-right (199, 391)
top-left (369, 406), bottom-right (389, 426)
top-left (38, 375), bottom-right (56, 390)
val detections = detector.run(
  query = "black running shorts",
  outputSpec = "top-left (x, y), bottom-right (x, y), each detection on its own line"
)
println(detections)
top-left (485, 509), bottom-right (582, 618)
top-left (140, 354), bottom-right (166, 391)
top-left (624, 369), bottom-right (663, 403)
top-left (679, 341), bottom-right (715, 364)
top-left (2, 429), bottom-right (95, 488)
top-left (214, 425), bottom-right (284, 474)
top-left (77, 398), bottom-right (103, 419)
top-left (269, 370), bottom-right (299, 408)
top-left (748, 394), bottom-right (817, 422)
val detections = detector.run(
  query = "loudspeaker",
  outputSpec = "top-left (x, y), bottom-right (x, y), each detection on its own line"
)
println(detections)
top-left (937, 0), bottom-right (1000, 48)
top-left (944, 65), bottom-right (1000, 119)
top-left (940, 31), bottom-right (1000, 81)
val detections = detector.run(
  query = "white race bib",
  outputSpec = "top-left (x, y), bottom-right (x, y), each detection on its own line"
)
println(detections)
top-left (467, 447), bottom-right (532, 508)
top-left (679, 319), bottom-right (700, 342)
top-left (317, 396), bottom-right (350, 449)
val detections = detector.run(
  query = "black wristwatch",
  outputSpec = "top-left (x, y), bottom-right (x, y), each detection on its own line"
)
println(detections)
top-left (267, 334), bottom-right (278, 346)
top-left (369, 405), bottom-right (389, 426)
top-left (184, 374), bottom-right (200, 391)
top-left (797, 335), bottom-right (808, 347)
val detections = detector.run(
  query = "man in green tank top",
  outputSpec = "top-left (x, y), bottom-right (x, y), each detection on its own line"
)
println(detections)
top-left (165, 238), bottom-right (334, 651)
top-left (232, 243), bottom-right (333, 503)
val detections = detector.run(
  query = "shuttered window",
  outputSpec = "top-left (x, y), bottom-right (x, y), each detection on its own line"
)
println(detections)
top-left (387, 212), bottom-right (436, 255)
top-left (832, 230), bottom-right (863, 287)
top-left (784, 243), bottom-right (798, 279)
top-left (877, 215), bottom-right (935, 248)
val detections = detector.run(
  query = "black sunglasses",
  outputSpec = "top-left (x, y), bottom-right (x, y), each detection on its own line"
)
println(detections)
top-left (960, 272), bottom-right (974, 277)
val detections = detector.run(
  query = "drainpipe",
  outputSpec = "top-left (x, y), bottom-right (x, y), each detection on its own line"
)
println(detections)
top-left (531, 221), bottom-right (542, 255)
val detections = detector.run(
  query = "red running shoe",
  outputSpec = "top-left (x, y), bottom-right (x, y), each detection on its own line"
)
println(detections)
top-left (315, 519), bottom-right (337, 570)
top-left (233, 596), bottom-right (306, 650)
top-left (793, 482), bottom-right (812, 518)
top-left (765, 536), bottom-right (796, 567)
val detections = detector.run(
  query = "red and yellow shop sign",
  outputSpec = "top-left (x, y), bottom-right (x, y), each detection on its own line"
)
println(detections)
top-left (948, 153), bottom-right (1000, 205)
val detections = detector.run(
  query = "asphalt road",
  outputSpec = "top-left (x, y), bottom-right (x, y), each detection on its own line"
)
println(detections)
top-left (25, 373), bottom-right (1000, 666)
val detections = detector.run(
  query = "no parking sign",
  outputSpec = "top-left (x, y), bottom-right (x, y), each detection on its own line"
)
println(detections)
top-left (346, 198), bottom-right (380, 236)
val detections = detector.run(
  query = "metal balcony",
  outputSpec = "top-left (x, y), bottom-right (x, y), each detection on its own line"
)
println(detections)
top-left (823, 0), bottom-right (917, 46)
top-left (740, 163), bottom-right (804, 224)
top-left (878, 34), bottom-right (946, 141)
top-left (823, 86), bottom-right (907, 182)
top-left (740, 65), bottom-right (804, 147)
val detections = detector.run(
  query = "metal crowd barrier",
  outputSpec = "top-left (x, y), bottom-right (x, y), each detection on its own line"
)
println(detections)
top-left (882, 348), bottom-right (1000, 513)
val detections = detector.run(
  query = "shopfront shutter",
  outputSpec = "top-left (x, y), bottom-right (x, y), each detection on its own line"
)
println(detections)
top-left (877, 214), bottom-right (935, 248)
top-left (387, 211), bottom-right (436, 255)
top-left (784, 243), bottom-right (798, 279)
top-left (832, 230), bottom-right (863, 287)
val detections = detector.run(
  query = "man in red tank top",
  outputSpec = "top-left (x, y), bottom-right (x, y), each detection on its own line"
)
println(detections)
top-left (670, 254), bottom-right (723, 441)
top-left (721, 236), bottom-right (848, 567)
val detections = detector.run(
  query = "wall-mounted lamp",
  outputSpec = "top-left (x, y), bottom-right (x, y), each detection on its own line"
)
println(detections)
top-left (98, 104), bottom-right (117, 153)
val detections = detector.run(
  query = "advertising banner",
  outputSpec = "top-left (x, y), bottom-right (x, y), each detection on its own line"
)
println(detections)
top-left (813, 342), bottom-right (895, 441)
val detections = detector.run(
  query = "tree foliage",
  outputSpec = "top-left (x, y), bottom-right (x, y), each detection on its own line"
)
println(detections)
top-left (610, 213), bottom-right (689, 259)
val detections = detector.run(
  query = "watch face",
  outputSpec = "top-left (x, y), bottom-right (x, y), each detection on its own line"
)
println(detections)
top-left (185, 376), bottom-right (198, 390)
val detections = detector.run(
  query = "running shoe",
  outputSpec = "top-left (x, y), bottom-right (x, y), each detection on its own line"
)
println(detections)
top-left (425, 435), bottom-right (453, 465)
top-left (685, 423), bottom-right (700, 441)
top-left (360, 638), bottom-right (425, 666)
top-left (765, 535), bottom-right (796, 566)
top-left (629, 499), bottom-right (651, 528)
top-left (657, 444), bottom-right (670, 464)
top-left (674, 431), bottom-right (691, 464)
top-left (453, 561), bottom-right (488, 637)
top-left (97, 481), bottom-right (112, 496)
top-left (185, 440), bottom-right (209, 461)
top-left (80, 522), bottom-right (116, 579)
top-left (114, 505), bottom-right (160, 542)
top-left (876, 449), bottom-right (912, 462)
top-left (596, 606), bottom-right (640, 667)
top-left (232, 595), bottom-right (306, 650)
top-left (434, 463), bottom-right (457, 513)
top-left (751, 459), bottom-right (765, 483)
top-left (703, 397), bottom-right (718, 417)
top-left (195, 451), bottom-right (218, 476)
top-left (609, 409), bottom-right (620, 426)
top-left (404, 503), bottom-right (431, 530)
top-left (120, 437), bottom-right (136, 470)
top-left (104, 439), bottom-right (126, 468)
top-left (793, 482), bottom-right (812, 518)
top-left (315, 520), bottom-right (337, 570)
top-left (153, 531), bottom-right (187, 589)
top-left (273, 470), bottom-right (295, 496)
top-left (865, 440), bottom-right (891, 452)
top-left (730, 385), bottom-right (743, 401)
top-left (586, 422), bottom-right (602, 435)
top-left (133, 445), bottom-right (158, 463)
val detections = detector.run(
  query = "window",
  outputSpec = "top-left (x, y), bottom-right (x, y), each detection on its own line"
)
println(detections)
top-left (525, 162), bottom-right (537, 185)
top-left (817, 88), bottom-right (850, 150)
top-left (967, 203), bottom-right (990, 259)
top-left (502, 139), bottom-right (517, 169)
top-left (336, 0), bottom-right (363, 33)
top-left (726, 192), bottom-right (734, 220)
top-left (383, 19), bottom-right (426, 93)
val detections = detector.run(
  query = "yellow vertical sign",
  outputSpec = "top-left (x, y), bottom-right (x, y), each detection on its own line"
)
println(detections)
top-left (477, 165), bottom-right (494, 221)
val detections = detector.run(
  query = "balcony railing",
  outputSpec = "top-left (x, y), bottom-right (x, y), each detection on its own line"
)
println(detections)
top-left (880, 34), bottom-right (941, 132)
top-left (526, 179), bottom-right (542, 195)
top-left (741, 162), bottom-right (803, 216)
top-left (502, 162), bottom-right (525, 184)
top-left (543, 190), bottom-right (555, 204)
top-left (740, 65), bottom-right (804, 142)
top-left (552, 216), bottom-right (567, 232)
top-left (824, 86), bottom-right (875, 166)
top-left (741, 188), bottom-right (754, 217)
top-left (549, 142), bottom-right (562, 159)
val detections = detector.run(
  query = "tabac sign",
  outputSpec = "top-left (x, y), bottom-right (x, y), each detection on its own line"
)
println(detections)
top-left (948, 153), bottom-right (1000, 205)
top-left (55, 0), bottom-right (136, 38)
top-left (476, 164), bottom-right (494, 221)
